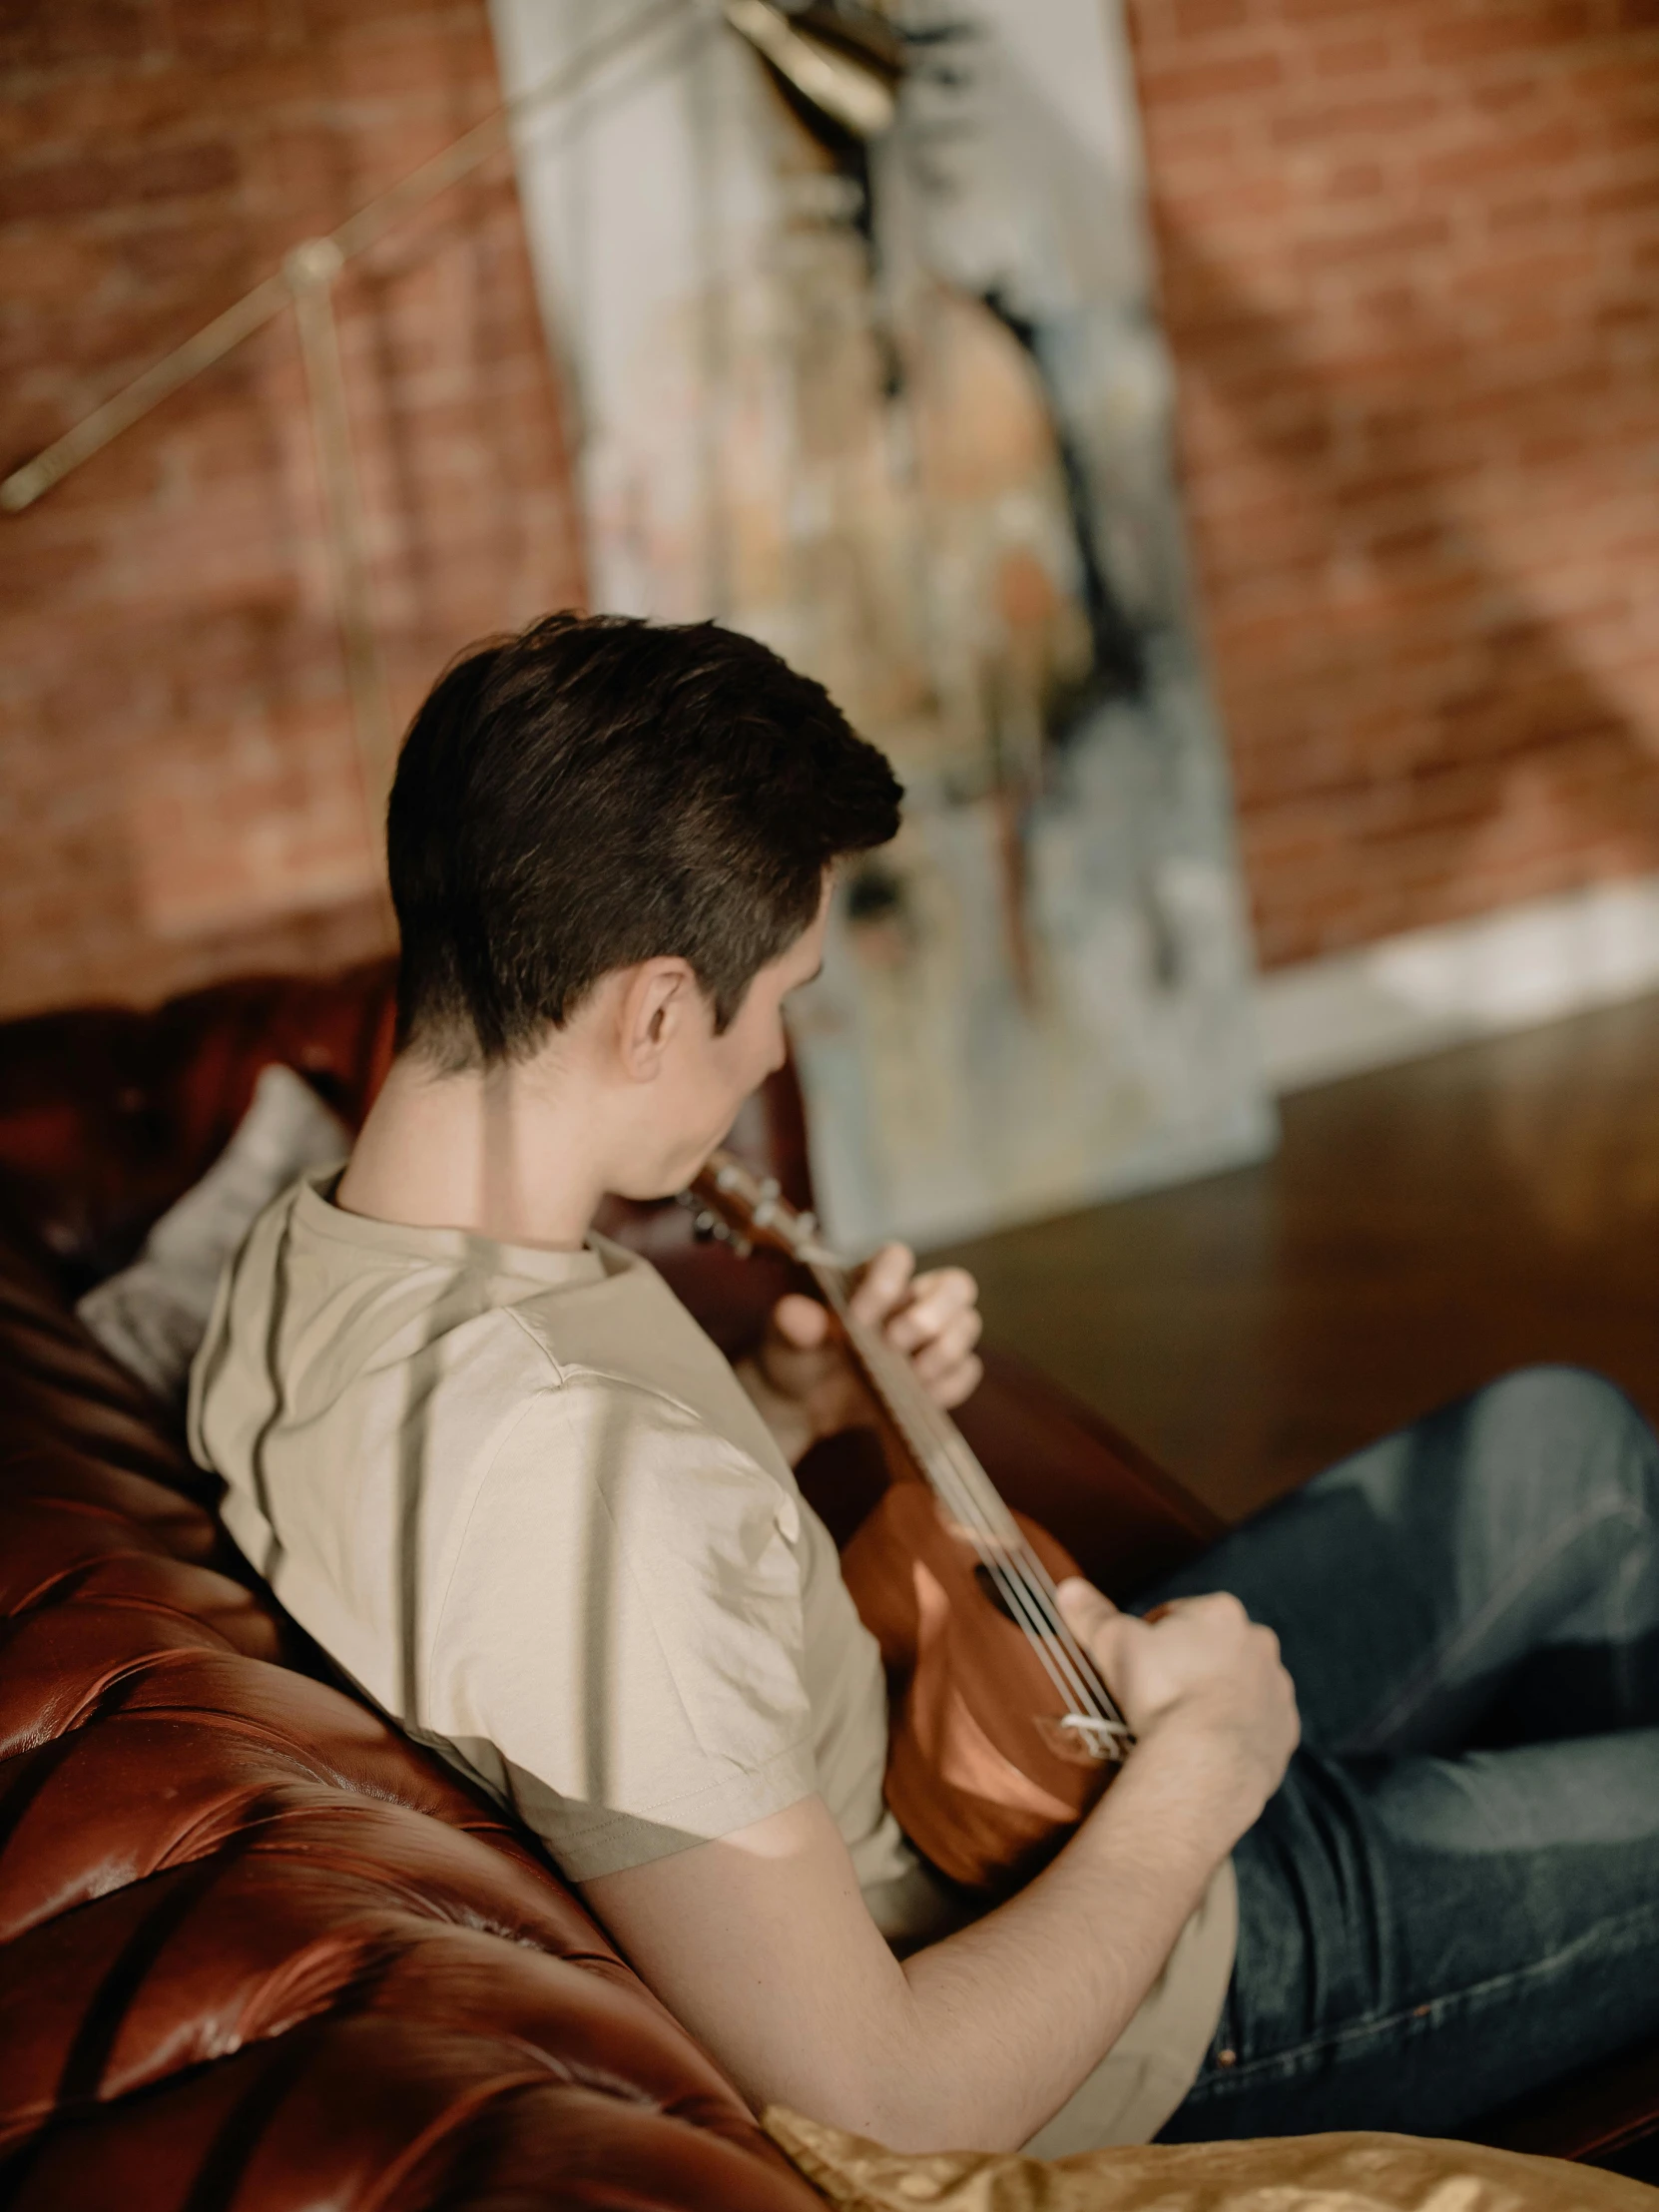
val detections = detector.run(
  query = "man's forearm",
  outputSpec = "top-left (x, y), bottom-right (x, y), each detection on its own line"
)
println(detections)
top-left (871, 1723), bottom-right (1253, 2152)
top-left (582, 1596), bottom-right (1292, 2160)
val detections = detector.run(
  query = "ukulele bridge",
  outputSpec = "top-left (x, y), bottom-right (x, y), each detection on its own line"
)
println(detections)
top-left (1036, 1713), bottom-right (1135, 1767)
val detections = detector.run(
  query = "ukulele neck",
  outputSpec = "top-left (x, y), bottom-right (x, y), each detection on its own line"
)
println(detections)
top-left (807, 1252), bottom-right (1020, 1543)
top-left (687, 1151), bottom-right (1133, 1762)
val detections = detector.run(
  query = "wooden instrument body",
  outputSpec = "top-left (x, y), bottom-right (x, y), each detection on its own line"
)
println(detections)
top-left (840, 1478), bottom-right (1114, 1893)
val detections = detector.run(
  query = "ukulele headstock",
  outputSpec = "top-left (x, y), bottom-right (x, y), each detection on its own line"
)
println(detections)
top-left (681, 1150), bottom-right (831, 1267)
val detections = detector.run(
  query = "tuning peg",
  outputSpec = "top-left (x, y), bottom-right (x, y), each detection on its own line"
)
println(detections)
top-left (691, 1210), bottom-right (720, 1244)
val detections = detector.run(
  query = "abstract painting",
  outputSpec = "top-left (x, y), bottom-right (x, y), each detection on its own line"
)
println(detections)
top-left (492, 0), bottom-right (1273, 1247)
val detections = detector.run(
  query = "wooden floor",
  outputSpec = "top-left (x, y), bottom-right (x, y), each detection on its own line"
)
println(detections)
top-left (927, 991), bottom-right (1659, 1527)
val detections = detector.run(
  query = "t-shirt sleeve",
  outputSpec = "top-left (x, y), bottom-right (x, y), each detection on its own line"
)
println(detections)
top-left (426, 1378), bottom-right (820, 1882)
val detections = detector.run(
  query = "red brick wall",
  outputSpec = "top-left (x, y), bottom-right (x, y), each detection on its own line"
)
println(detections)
top-left (1129, 0), bottom-right (1659, 967)
top-left (0, 0), bottom-right (584, 1021)
top-left (5, 5), bottom-right (1658, 1016)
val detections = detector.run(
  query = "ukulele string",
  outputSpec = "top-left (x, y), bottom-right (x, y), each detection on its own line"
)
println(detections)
top-left (837, 1260), bottom-right (1127, 1727)
top-left (821, 1279), bottom-right (1088, 1707)
top-left (893, 1355), bottom-right (1127, 1734)
top-left (818, 1274), bottom-right (1106, 1699)
top-left (848, 1314), bottom-right (1116, 1735)
top-left (693, 1156), bottom-right (1128, 1745)
top-left (816, 1265), bottom-right (1121, 1736)
top-left (825, 1285), bottom-right (1108, 1724)
top-left (924, 1403), bottom-right (1130, 1733)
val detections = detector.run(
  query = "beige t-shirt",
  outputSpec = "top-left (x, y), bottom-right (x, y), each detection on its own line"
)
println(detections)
top-left (188, 1169), bottom-right (1235, 2145)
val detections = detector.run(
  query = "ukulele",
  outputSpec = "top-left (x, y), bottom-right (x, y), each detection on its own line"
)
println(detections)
top-left (688, 1149), bottom-right (1134, 1895)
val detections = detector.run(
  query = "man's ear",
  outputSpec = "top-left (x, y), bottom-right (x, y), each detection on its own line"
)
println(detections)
top-left (615, 957), bottom-right (702, 1080)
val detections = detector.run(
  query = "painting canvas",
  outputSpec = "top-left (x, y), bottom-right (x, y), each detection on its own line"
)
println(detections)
top-left (491, 0), bottom-right (1273, 1248)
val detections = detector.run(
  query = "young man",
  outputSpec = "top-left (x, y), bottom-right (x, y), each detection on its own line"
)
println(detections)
top-left (192, 613), bottom-right (1659, 2156)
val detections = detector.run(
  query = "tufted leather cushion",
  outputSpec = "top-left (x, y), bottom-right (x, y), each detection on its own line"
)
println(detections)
top-left (0, 1213), bottom-right (826, 2205)
top-left (0, 968), bottom-right (832, 2206)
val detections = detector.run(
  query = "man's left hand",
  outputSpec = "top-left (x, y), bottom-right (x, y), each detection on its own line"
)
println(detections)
top-left (738, 1245), bottom-right (982, 1465)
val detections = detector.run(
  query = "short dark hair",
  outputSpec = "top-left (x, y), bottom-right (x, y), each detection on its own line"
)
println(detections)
top-left (386, 612), bottom-right (903, 1068)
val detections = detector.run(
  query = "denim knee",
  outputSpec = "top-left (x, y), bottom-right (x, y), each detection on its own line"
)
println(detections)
top-left (1479, 1363), bottom-right (1647, 1438)
top-left (1470, 1365), bottom-right (1656, 1502)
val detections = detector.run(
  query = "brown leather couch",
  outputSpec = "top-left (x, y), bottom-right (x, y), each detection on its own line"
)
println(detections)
top-left (0, 960), bottom-right (1652, 2205)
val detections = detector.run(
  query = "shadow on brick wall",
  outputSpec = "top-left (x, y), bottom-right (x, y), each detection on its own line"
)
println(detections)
top-left (1156, 205), bottom-right (1659, 969)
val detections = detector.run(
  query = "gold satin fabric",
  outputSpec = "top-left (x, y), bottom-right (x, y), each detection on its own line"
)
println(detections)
top-left (764, 2105), bottom-right (1655, 2212)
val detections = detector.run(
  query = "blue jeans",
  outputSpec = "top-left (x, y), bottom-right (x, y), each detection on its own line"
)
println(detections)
top-left (1148, 1366), bottom-right (1659, 2142)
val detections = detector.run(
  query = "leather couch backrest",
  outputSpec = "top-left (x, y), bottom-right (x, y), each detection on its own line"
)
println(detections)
top-left (0, 1147), bottom-right (819, 2205)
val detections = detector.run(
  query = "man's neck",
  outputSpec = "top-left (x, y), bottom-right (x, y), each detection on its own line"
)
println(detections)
top-left (335, 1050), bottom-right (604, 1252)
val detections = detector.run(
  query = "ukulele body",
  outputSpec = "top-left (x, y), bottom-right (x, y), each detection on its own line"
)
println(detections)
top-left (685, 1149), bottom-right (1128, 1899)
top-left (840, 1477), bottom-right (1116, 1894)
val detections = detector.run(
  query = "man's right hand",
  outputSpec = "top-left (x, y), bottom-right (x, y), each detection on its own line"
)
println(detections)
top-left (585, 1585), bottom-right (1291, 2158)
top-left (1058, 1579), bottom-right (1300, 1830)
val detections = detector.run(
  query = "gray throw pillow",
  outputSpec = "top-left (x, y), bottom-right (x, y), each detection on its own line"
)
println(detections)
top-left (77, 1062), bottom-right (351, 1405)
